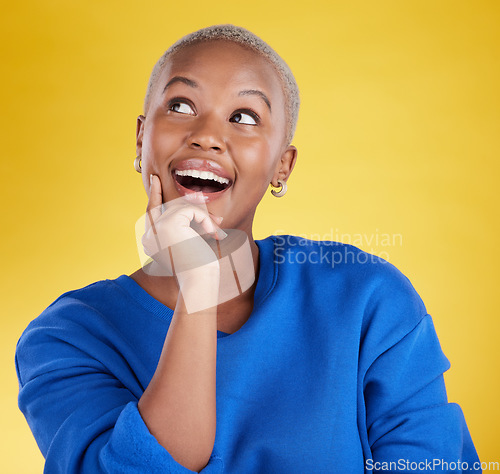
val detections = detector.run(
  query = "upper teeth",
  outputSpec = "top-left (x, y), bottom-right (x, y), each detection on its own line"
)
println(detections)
top-left (175, 169), bottom-right (229, 185)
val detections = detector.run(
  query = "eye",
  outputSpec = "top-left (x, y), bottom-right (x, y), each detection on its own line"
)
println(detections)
top-left (231, 110), bottom-right (260, 126)
top-left (168, 99), bottom-right (195, 115)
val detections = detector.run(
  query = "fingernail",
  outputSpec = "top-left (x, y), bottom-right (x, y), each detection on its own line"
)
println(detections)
top-left (216, 228), bottom-right (227, 240)
top-left (185, 192), bottom-right (208, 202)
top-left (149, 174), bottom-right (154, 191)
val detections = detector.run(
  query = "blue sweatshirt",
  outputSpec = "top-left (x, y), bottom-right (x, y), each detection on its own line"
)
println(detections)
top-left (15, 236), bottom-right (480, 473)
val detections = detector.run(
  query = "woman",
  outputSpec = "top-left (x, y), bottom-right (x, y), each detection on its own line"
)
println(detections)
top-left (16, 24), bottom-right (480, 473)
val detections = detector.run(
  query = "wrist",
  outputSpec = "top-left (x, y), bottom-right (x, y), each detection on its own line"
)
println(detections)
top-left (176, 262), bottom-right (220, 314)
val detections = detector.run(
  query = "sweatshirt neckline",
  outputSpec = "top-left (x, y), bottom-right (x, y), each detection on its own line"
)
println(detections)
top-left (112, 236), bottom-right (277, 328)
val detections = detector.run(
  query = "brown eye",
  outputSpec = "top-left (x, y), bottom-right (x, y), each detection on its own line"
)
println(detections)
top-left (168, 100), bottom-right (195, 115)
top-left (231, 110), bottom-right (259, 125)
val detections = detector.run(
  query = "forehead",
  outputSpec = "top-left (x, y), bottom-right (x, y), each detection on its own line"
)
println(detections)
top-left (158, 41), bottom-right (285, 109)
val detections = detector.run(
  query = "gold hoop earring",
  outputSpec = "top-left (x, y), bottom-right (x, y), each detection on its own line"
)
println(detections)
top-left (271, 179), bottom-right (287, 197)
top-left (134, 156), bottom-right (142, 173)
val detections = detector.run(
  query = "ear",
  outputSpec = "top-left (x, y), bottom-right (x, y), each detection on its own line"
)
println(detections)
top-left (271, 145), bottom-right (298, 187)
top-left (136, 115), bottom-right (146, 157)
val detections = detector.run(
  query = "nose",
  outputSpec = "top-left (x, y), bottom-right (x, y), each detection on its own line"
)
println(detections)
top-left (187, 115), bottom-right (226, 153)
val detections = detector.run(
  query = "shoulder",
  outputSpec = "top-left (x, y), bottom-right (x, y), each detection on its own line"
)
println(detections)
top-left (20, 277), bottom-right (120, 333)
top-left (270, 235), bottom-right (421, 294)
top-left (15, 278), bottom-right (125, 383)
top-left (268, 234), bottom-right (427, 340)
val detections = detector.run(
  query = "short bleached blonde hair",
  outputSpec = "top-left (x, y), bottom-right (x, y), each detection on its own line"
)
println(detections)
top-left (143, 24), bottom-right (300, 147)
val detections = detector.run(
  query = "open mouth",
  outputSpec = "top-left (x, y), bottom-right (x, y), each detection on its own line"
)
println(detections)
top-left (173, 169), bottom-right (232, 194)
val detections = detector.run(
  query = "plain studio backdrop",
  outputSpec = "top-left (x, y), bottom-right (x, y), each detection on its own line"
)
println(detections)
top-left (1, 0), bottom-right (498, 470)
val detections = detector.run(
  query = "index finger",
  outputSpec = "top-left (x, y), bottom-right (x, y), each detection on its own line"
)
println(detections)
top-left (146, 174), bottom-right (163, 222)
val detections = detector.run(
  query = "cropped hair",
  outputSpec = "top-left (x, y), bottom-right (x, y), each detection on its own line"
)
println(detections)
top-left (143, 24), bottom-right (300, 146)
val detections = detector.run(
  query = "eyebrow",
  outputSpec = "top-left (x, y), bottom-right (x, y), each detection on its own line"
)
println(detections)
top-left (162, 76), bottom-right (272, 113)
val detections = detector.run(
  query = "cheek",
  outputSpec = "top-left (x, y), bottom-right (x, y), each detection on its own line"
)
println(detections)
top-left (237, 139), bottom-right (276, 179)
top-left (142, 122), bottom-right (179, 167)
top-left (233, 142), bottom-right (279, 207)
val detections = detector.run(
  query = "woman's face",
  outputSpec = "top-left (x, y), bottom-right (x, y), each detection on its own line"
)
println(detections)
top-left (136, 40), bottom-right (297, 234)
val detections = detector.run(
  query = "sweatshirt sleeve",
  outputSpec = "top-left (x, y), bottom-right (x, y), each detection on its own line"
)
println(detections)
top-left (15, 303), bottom-right (224, 473)
top-left (362, 314), bottom-right (480, 473)
top-left (357, 261), bottom-right (481, 473)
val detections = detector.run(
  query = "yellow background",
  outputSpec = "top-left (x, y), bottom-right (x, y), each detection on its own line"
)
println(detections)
top-left (2, 0), bottom-right (499, 470)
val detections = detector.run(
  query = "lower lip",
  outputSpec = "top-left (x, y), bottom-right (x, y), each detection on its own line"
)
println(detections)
top-left (172, 172), bottom-right (232, 203)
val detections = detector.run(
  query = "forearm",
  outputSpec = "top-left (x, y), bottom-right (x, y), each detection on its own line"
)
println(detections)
top-left (138, 281), bottom-right (218, 472)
